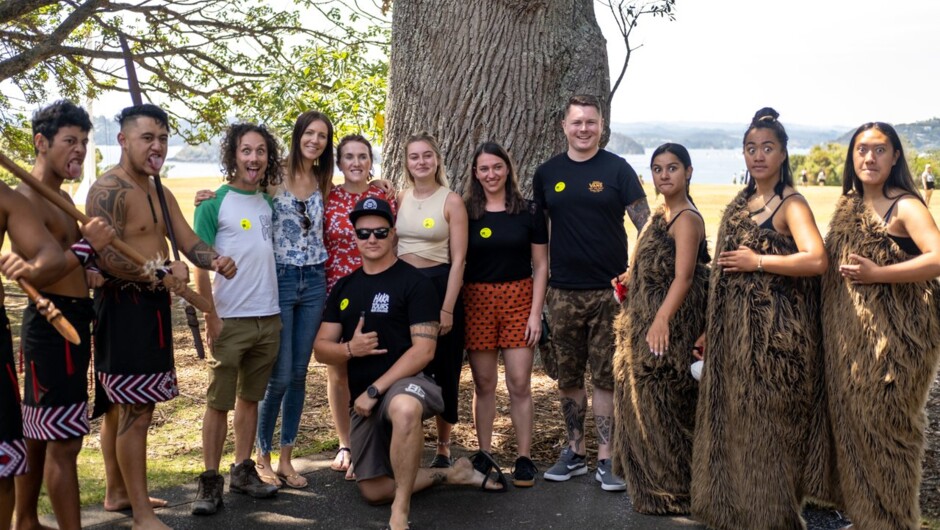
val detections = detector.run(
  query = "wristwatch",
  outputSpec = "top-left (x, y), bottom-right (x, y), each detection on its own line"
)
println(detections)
top-left (367, 385), bottom-right (381, 399)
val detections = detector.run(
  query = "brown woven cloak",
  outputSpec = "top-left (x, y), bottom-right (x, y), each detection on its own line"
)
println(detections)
top-left (611, 208), bottom-right (709, 514)
top-left (690, 191), bottom-right (825, 530)
top-left (822, 194), bottom-right (940, 530)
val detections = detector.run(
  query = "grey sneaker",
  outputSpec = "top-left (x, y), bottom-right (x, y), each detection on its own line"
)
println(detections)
top-left (229, 459), bottom-right (278, 498)
top-left (543, 447), bottom-right (587, 481)
top-left (595, 458), bottom-right (627, 492)
top-left (192, 470), bottom-right (224, 515)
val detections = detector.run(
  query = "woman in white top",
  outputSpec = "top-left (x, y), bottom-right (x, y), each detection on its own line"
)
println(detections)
top-left (395, 131), bottom-right (468, 468)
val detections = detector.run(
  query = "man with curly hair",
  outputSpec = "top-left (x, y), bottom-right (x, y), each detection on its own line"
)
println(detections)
top-left (191, 123), bottom-right (283, 515)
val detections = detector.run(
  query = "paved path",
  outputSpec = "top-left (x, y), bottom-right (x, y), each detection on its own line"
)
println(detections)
top-left (69, 449), bottom-right (850, 529)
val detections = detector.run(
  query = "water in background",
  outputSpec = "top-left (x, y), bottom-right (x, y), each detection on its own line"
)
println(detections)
top-left (99, 145), bottom-right (805, 185)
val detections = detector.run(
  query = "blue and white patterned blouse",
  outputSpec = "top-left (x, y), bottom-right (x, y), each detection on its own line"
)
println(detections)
top-left (272, 186), bottom-right (328, 266)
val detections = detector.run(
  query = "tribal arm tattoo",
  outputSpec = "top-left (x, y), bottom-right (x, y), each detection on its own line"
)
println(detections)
top-left (183, 240), bottom-right (219, 270)
top-left (86, 176), bottom-right (149, 281)
top-left (626, 198), bottom-right (651, 233)
top-left (561, 396), bottom-right (586, 449)
top-left (595, 415), bottom-right (612, 447)
top-left (410, 322), bottom-right (440, 342)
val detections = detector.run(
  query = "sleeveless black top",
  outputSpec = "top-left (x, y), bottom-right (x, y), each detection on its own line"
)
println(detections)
top-left (666, 208), bottom-right (711, 263)
top-left (883, 195), bottom-right (922, 256)
top-left (757, 193), bottom-right (801, 233)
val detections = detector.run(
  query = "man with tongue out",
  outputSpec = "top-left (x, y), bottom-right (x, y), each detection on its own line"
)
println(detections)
top-left (190, 123), bottom-right (283, 515)
top-left (86, 104), bottom-right (236, 530)
top-left (13, 100), bottom-right (118, 530)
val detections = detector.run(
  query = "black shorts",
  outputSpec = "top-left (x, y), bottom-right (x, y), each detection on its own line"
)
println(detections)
top-left (927, 181), bottom-right (935, 190)
top-left (93, 280), bottom-right (177, 417)
top-left (417, 264), bottom-right (464, 424)
top-left (0, 308), bottom-right (28, 478)
top-left (21, 293), bottom-right (94, 440)
top-left (349, 374), bottom-right (444, 481)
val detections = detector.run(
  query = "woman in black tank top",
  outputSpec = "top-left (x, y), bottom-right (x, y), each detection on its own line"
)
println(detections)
top-left (611, 143), bottom-right (708, 514)
top-left (692, 108), bottom-right (828, 530)
top-left (822, 122), bottom-right (940, 529)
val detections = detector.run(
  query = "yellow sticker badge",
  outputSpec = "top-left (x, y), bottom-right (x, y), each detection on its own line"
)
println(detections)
top-left (340, 298), bottom-right (349, 310)
top-left (554, 182), bottom-right (566, 192)
top-left (240, 219), bottom-right (252, 230)
top-left (480, 227), bottom-right (492, 239)
top-left (423, 218), bottom-right (435, 229)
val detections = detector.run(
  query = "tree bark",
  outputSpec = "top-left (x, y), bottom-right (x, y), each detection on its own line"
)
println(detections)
top-left (383, 0), bottom-right (610, 196)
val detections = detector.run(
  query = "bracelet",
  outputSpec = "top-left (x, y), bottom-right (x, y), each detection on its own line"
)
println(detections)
top-left (756, 255), bottom-right (764, 273)
top-left (345, 341), bottom-right (353, 359)
top-left (69, 238), bottom-right (96, 267)
top-left (441, 309), bottom-right (453, 315)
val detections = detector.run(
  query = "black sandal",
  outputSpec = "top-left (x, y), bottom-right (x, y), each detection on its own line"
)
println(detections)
top-left (429, 454), bottom-right (452, 468)
top-left (469, 450), bottom-right (508, 493)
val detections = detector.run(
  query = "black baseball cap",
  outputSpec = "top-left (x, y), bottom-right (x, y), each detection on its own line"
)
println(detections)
top-left (349, 197), bottom-right (395, 226)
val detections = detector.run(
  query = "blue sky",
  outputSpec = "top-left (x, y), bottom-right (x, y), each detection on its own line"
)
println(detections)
top-left (601, 0), bottom-right (940, 128)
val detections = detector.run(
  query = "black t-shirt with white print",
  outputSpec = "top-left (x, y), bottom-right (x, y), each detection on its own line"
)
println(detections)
top-left (322, 259), bottom-right (440, 403)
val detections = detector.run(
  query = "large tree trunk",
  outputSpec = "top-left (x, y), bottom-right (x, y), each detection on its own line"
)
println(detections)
top-left (383, 0), bottom-right (610, 197)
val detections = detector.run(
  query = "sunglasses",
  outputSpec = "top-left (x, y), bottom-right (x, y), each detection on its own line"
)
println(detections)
top-left (294, 200), bottom-right (312, 231)
top-left (355, 227), bottom-right (391, 240)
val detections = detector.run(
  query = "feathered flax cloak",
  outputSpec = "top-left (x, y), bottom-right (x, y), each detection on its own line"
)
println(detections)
top-left (612, 208), bottom-right (709, 514)
top-left (690, 191), bottom-right (825, 530)
top-left (822, 194), bottom-right (940, 530)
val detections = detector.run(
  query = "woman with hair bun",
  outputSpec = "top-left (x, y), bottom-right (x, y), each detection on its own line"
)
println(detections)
top-left (822, 122), bottom-right (940, 529)
top-left (611, 143), bottom-right (708, 514)
top-left (691, 108), bottom-right (828, 529)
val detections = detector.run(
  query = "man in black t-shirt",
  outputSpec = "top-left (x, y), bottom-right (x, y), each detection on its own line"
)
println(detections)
top-left (533, 94), bottom-right (649, 492)
top-left (314, 198), bottom-right (504, 530)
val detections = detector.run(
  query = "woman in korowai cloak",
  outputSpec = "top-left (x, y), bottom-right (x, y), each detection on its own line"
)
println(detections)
top-left (611, 143), bottom-right (708, 514)
top-left (690, 107), bottom-right (830, 530)
top-left (822, 122), bottom-right (940, 530)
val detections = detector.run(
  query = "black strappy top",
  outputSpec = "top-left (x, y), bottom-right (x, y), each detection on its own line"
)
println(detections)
top-left (883, 195), bottom-right (922, 256)
top-left (666, 209), bottom-right (711, 263)
top-left (757, 193), bottom-right (801, 232)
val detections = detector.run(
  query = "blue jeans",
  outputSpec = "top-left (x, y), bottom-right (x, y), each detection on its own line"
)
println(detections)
top-left (256, 263), bottom-right (325, 454)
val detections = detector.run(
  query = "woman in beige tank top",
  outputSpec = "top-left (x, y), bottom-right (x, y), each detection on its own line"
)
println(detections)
top-left (396, 132), bottom-right (468, 468)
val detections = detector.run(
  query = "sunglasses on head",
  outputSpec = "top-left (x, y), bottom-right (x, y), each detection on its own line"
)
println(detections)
top-left (355, 227), bottom-right (391, 240)
top-left (294, 200), bottom-right (312, 231)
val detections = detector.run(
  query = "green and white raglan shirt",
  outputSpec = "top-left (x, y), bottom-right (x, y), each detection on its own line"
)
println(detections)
top-left (194, 185), bottom-right (279, 318)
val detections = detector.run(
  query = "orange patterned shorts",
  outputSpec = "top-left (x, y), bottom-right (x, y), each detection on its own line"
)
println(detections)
top-left (462, 277), bottom-right (533, 351)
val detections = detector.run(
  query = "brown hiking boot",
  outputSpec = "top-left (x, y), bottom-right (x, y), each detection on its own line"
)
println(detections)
top-left (229, 459), bottom-right (278, 498)
top-left (192, 469), bottom-right (225, 515)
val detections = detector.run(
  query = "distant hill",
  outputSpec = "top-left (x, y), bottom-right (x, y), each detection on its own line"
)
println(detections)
top-left (607, 132), bottom-right (644, 154)
top-left (611, 121), bottom-right (845, 150)
top-left (835, 118), bottom-right (940, 152)
top-left (92, 115), bottom-right (187, 146)
top-left (171, 143), bottom-right (219, 162)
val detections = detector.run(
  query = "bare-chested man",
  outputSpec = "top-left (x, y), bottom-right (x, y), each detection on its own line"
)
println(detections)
top-left (85, 104), bottom-right (236, 530)
top-left (12, 100), bottom-right (117, 530)
top-left (0, 182), bottom-right (70, 530)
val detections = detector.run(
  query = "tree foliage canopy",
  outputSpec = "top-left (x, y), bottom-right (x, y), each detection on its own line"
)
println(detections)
top-left (0, 0), bottom-right (389, 156)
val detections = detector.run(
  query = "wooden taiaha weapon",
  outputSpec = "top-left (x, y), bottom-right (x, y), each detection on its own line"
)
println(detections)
top-left (119, 36), bottom-right (207, 358)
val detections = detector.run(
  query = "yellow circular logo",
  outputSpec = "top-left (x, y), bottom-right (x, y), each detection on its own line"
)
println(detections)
top-left (340, 298), bottom-right (349, 310)
top-left (240, 219), bottom-right (251, 230)
top-left (480, 227), bottom-right (492, 239)
top-left (423, 218), bottom-right (435, 229)
top-left (554, 182), bottom-right (566, 192)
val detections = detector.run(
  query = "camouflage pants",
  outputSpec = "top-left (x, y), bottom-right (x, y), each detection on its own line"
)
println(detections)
top-left (544, 287), bottom-right (617, 390)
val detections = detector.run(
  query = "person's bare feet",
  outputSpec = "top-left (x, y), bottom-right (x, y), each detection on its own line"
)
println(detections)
top-left (131, 514), bottom-right (171, 530)
top-left (103, 496), bottom-right (168, 512)
top-left (345, 461), bottom-right (356, 481)
top-left (449, 457), bottom-right (503, 491)
top-left (276, 459), bottom-right (308, 489)
top-left (255, 454), bottom-right (283, 488)
top-left (387, 512), bottom-right (410, 530)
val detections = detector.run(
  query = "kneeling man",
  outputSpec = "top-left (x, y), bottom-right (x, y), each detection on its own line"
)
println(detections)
top-left (315, 198), bottom-right (502, 530)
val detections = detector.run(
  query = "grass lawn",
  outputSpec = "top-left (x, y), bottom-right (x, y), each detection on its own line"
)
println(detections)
top-left (5, 176), bottom-right (939, 521)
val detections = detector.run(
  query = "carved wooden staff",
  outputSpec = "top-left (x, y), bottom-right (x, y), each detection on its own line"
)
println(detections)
top-left (14, 279), bottom-right (81, 345)
top-left (0, 152), bottom-right (213, 313)
top-left (120, 36), bottom-right (206, 358)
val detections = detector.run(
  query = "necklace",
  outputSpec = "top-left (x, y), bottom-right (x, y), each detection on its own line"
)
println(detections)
top-left (748, 194), bottom-right (774, 218)
top-left (121, 164), bottom-right (158, 225)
